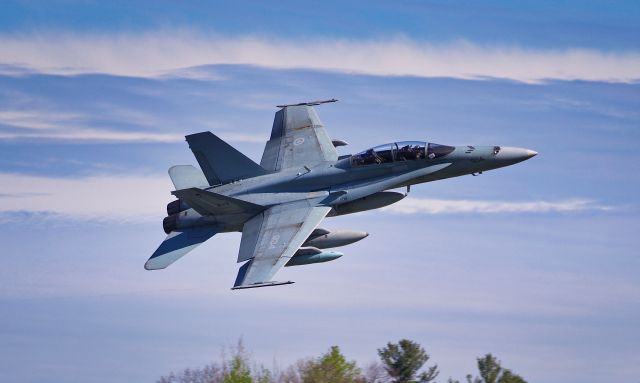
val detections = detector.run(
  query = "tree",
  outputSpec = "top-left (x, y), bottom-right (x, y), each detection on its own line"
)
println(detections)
top-left (476, 354), bottom-right (527, 383)
top-left (223, 354), bottom-right (253, 383)
top-left (278, 359), bottom-right (307, 383)
top-left (447, 375), bottom-right (481, 383)
top-left (254, 366), bottom-right (273, 383)
top-left (156, 364), bottom-right (223, 383)
top-left (362, 362), bottom-right (389, 383)
top-left (301, 346), bottom-right (362, 383)
top-left (156, 340), bottom-right (528, 383)
top-left (477, 354), bottom-right (501, 383)
top-left (377, 339), bottom-right (438, 383)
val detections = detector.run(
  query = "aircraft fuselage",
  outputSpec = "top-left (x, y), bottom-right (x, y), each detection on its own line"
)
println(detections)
top-left (185, 144), bottom-right (536, 232)
top-left (147, 101), bottom-right (538, 288)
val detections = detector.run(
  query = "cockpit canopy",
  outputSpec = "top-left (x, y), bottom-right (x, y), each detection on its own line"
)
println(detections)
top-left (351, 141), bottom-right (454, 167)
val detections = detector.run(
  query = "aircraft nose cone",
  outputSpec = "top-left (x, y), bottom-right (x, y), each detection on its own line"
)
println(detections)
top-left (496, 147), bottom-right (538, 165)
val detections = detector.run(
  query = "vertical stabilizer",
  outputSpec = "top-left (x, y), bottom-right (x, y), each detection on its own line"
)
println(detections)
top-left (186, 132), bottom-right (268, 185)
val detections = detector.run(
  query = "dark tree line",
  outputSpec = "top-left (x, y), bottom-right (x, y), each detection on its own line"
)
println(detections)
top-left (157, 339), bottom-right (527, 383)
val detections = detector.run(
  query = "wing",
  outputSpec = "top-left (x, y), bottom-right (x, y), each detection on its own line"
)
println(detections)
top-left (260, 104), bottom-right (338, 172)
top-left (232, 200), bottom-right (332, 289)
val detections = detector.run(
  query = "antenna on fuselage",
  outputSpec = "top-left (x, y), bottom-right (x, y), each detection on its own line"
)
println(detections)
top-left (276, 99), bottom-right (338, 108)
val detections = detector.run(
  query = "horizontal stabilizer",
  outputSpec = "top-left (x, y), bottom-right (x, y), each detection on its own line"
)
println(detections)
top-left (172, 188), bottom-right (264, 216)
top-left (145, 226), bottom-right (218, 270)
top-left (186, 132), bottom-right (268, 185)
top-left (169, 165), bottom-right (209, 189)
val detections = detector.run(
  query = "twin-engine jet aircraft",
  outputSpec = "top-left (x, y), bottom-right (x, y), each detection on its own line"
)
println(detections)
top-left (146, 99), bottom-right (537, 289)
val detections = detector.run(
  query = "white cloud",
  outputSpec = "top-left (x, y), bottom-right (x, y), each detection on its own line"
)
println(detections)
top-left (0, 173), bottom-right (172, 223)
top-left (0, 129), bottom-right (185, 143)
top-left (1, 32), bottom-right (639, 83)
top-left (0, 109), bottom-right (184, 143)
top-left (0, 110), bottom-right (84, 130)
top-left (0, 108), bottom-right (264, 143)
top-left (0, 172), bottom-right (612, 224)
top-left (384, 197), bottom-right (611, 214)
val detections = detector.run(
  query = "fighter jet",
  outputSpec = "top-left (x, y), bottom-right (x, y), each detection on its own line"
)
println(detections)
top-left (146, 99), bottom-right (537, 289)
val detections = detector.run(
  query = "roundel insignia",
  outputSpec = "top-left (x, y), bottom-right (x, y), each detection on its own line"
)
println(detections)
top-left (293, 137), bottom-right (305, 146)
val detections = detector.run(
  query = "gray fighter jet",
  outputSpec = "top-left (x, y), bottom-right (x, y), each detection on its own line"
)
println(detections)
top-left (146, 99), bottom-right (537, 289)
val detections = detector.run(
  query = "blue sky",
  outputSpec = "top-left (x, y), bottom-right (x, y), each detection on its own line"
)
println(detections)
top-left (0, 1), bottom-right (639, 382)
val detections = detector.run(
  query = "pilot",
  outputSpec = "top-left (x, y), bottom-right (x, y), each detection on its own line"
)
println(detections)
top-left (414, 145), bottom-right (424, 159)
top-left (397, 145), bottom-right (411, 161)
top-left (398, 144), bottom-right (422, 161)
top-left (365, 148), bottom-right (384, 164)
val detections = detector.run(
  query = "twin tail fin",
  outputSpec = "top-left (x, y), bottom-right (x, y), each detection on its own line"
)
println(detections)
top-left (186, 132), bottom-right (268, 186)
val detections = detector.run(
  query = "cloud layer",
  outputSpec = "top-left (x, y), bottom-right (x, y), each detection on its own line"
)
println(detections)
top-left (0, 109), bottom-right (265, 143)
top-left (385, 197), bottom-right (611, 214)
top-left (1, 32), bottom-right (639, 83)
top-left (0, 173), bottom-right (172, 223)
top-left (0, 173), bottom-right (610, 223)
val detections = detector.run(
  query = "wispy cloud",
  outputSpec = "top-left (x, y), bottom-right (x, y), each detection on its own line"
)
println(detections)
top-left (0, 109), bottom-right (184, 143)
top-left (0, 129), bottom-right (184, 143)
top-left (0, 173), bottom-right (172, 223)
top-left (0, 110), bottom-right (85, 131)
top-left (0, 173), bottom-right (612, 224)
top-left (0, 109), bottom-right (264, 143)
top-left (1, 32), bottom-right (639, 83)
top-left (384, 197), bottom-right (612, 214)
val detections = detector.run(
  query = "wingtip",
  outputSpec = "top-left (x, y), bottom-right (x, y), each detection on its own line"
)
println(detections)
top-left (231, 281), bottom-right (295, 290)
top-left (144, 261), bottom-right (164, 270)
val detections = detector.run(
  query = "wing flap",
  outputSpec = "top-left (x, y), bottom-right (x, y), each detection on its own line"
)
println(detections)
top-left (237, 212), bottom-right (264, 262)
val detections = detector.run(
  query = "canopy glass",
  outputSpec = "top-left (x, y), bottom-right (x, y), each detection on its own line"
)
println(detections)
top-left (351, 141), bottom-right (453, 166)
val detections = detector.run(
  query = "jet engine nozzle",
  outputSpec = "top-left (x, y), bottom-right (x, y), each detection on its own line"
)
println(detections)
top-left (167, 199), bottom-right (191, 215)
top-left (162, 209), bottom-right (205, 234)
top-left (163, 214), bottom-right (179, 234)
